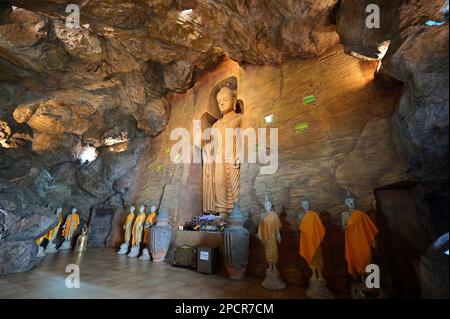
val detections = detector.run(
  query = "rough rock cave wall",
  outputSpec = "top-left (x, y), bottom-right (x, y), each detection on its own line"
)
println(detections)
top-left (0, 0), bottom-right (448, 278)
top-left (128, 47), bottom-right (414, 290)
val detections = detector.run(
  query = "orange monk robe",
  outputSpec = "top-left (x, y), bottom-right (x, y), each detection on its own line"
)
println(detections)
top-left (62, 212), bottom-right (80, 238)
top-left (345, 210), bottom-right (379, 277)
top-left (45, 214), bottom-right (63, 241)
top-left (299, 210), bottom-right (325, 266)
top-left (143, 212), bottom-right (157, 245)
top-left (257, 212), bottom-right (282, 263)
top-left (35, 235), bottom-right (46, 245)
top-left (131, 213), bottom-right (146, 246)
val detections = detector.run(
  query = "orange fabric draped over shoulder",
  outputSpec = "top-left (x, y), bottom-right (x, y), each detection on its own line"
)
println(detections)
top-left (257, 212), bottom-right (282, 242)
top-left (45, 214), bottom-right (63, 240)
top-left (299, 210), bottom-right (325, 266)
top-left (132, 213), bottom-right (146, 246)
top-left (345, 210), bottom-right (379, 276)
top-left (62, 213), bottom-right (80, 237)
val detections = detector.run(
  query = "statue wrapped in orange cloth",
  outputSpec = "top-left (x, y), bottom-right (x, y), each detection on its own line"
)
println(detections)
top-left (128, 204), bottom-right (146, 258)
top-left (298, 199), bottom-right (334, 298)
top-left (117, 205), bottom-right (136, 255)
top-left (139, 205), bottom-right (157, 261)
top-left (44, 207), bottom-right (63, 254)
top-left (60, 208), bottom-right (80, 250)
top-left (35, 234), bottom-right (46, 257)
top-left (257, 193), bottom-right (286, 290)
top-left (341, 196), bottom-right (379, 277)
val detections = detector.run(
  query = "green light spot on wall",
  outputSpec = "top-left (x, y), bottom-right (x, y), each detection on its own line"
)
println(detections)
top-left (157, 164), bottom-right (164, 172)
top-left (303, 95), bottom-right (316, 105)
top-left (295, 122), bottom-right (309, 133)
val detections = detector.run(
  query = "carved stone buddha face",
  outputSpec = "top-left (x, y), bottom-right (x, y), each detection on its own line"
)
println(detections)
top-left (301, 199), bottom-right (311, 211)
top-left (217, 87), bottom-right (236, 115)
top-left (345, 197), bottom-right (356, 210)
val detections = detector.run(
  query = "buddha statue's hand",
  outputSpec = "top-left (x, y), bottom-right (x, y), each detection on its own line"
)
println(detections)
top-left (277, 233), bottom-right (282, 244)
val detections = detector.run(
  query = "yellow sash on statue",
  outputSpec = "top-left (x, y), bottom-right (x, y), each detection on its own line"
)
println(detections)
top-left (257, 211), bottom-right (282, 242)
top-left (62, 213), bottom-right (80, 237)
top-left (45, 214), bottom-right (63, 240)
top-left (131, 213), bottom-right (146, 246)
top-left (345, 210), bottom-right (379, 276)
top-left (299, 210), bottom-right (325, 266)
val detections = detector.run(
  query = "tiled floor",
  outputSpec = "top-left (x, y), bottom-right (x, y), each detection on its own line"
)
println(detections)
top-left (0, 248), bottom-right (307, 299)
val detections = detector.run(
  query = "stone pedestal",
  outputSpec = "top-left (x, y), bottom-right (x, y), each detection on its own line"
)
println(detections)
top-left (150, 207), bottom-right (172, 262)
top-left (117, 242), bottom-right (129, 255)
top-left (127, 245), bottom-right (140, 258)
top-left (139, 248), bottom-right (151, 261)
top-left (44, 242), bottom-right (58, 254)
top-left (306, 276), bottom-right (334, 299)
top-left (36, 246), bottom-right (45, 258)
top-left (223, 203), bottom-right (249, 280)
top-left (262, 269), bottom-right (286, 290)
top-left (59, 240), bottom-right (71, 250)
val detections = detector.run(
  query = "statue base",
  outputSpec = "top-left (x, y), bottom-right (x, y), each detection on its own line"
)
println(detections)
top-left (139, 248), bottom-right (151, 261)
top-left (127, 245), bottom-right (140, 258)
top-left (117, 243), bottom-right (129, 255)
top-left (44, 242), bottom-right (58, 254)
top-left (306, 277), bottom-right (334, 299)
top-left (37, 246), bottom-right (46, 258)
top-left (226, 266), bottom-right (246, 281)
top-left (262, 269), bottom-right (286, 291)
top-left (59, 240), bottom-right (72, 250)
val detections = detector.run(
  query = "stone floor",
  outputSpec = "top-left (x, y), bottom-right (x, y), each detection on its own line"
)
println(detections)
top-left (0, 248), bottom-right (307, 299)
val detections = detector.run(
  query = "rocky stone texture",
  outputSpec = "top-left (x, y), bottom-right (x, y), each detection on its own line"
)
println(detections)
top-left (336, 0), bottom-right (449, 183)
top-left (0, 0), bottom-right (447, 281)
top-left (127, 49), bottom-right (414, 290)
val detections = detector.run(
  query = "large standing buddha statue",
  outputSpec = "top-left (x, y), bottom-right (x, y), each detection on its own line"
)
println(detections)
top-left (202, 86), bottom-right (242, 215)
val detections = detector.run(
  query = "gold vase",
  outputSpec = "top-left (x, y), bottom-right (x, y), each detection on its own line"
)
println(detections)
top-left (74, 226), bottom-right (88, 252)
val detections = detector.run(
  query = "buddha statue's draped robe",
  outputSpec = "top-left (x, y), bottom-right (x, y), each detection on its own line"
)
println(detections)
top-left (131, 213), bottom-right (146, 246)
top-left (124, 212), bottom-right (135, 244)
top-left (62, 212), bottom-right (80, 240)
top-left (203, 112), bottom-right (241, 214)
top-left (345, 210), bottom-right (378, 276)
top-left (299, 210), bottom-right (325, 269)
top-left (45, 214), bottom-right (63, 241)
top-left (257, 211), bottom-right (282, 263)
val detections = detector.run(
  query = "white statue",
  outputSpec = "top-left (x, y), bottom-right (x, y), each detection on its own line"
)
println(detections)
top-left (60, 208), bottom-right (80, 250)
top-left (139, 205), bottom-right (157, 261)
top-left (341, 195), bottom-right (379, 299)
top-left (117, 205), bottom-right (135, 255)
top-left (298, 199), bottom-right (333, 298)
top-left (44, 207), bottom-right (63, 254)
top-left (128, 204), bottom-right (146, 258)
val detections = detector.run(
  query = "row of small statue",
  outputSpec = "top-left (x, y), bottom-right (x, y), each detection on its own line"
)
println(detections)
top-left (116, 204), bottom-right (158, 261)
top-left (256, 194), bottom-right (378, 298)
top-left (35, 208), bottom-right (83, 257)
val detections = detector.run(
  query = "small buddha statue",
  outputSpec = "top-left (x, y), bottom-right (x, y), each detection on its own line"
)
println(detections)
top-left (117, 205), bottom-right (135, 255)
top-left (298, 199), bottom-right (333, 298)
top-left (44, 207), bottom-right (63, 254)
top-left (60, 208), bottom-right (80, 250)
top-left (139, 205), bottom-right (157, 261)
top-left (36, 235), bottom-right (46, 258)
top-left (128, 204), bottom-right (146, 258)
top-left (257, 193), bottom-right (286, 290)
top-left (341, 195), bottom-right (379, 298)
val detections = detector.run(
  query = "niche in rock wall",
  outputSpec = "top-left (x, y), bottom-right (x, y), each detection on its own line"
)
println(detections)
top-left (88, 206), bottom-right (114, 247)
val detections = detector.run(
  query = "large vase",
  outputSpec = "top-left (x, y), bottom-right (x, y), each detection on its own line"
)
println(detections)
top-left (223, 202), bottom-right (249, 280)
top-left (150, 207), bottom-right (172, 262)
